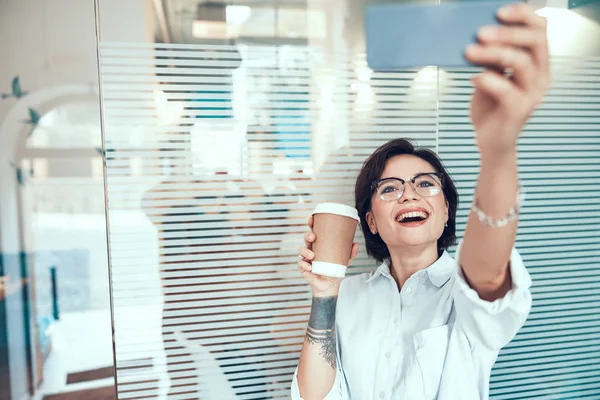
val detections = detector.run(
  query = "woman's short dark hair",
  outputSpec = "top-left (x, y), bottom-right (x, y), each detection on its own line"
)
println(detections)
top-left (354, 138), bottom-right (458, 263)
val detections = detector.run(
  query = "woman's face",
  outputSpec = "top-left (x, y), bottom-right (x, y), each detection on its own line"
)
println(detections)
top-left (366, 155), bottom-right (449, 253)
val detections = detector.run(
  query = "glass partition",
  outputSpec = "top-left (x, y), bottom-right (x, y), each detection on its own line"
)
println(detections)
top-left (96, 0), bottom-right (600, 398)
top-left (2, 0), bottom-right (598, 399)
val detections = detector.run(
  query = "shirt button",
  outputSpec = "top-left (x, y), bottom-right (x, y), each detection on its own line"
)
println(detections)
top-left (385, 351), bottom-right (391, 358)
top-left (406, 287), bottom-right (412, 294)
top-left (394, 317), bottom-right (399, 324)
top-left (379, 392), bottom-right (385, 399)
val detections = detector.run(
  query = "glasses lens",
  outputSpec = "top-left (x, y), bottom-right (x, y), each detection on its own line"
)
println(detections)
top-left (414, 174), bottom-right (442, 197)
top-left (377, 178), bottom-right (403, 200)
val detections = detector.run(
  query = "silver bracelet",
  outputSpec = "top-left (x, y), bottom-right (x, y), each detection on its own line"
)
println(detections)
top-left (471, 187), bottom-right (524, 228)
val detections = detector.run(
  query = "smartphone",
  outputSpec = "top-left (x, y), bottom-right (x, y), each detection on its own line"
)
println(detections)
top-left (365, 0), bottom-right (521, 70)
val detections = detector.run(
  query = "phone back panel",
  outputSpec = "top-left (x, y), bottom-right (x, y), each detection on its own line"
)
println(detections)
top-left (366, 0), bottom-right (519, 70)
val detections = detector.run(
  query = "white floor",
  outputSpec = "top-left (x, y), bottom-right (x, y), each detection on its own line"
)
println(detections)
top-left (32, 211), bottom-right (168, 397)
top-left (37, 306), bottom-right (170, 399)
top-left (39, 309), bottom-right (115, 395)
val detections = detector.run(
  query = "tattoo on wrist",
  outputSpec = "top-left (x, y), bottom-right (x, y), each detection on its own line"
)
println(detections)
top-left (306, 296), bottom-right (337, 369)
top-left (308, 296), bottom-right (336, 329)
top-left (306, 327), bottom-right (336, 369)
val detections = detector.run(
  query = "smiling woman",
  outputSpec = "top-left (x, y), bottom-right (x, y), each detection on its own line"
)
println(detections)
top-left (294, 137), bottom-right (534, 400)
top-left (293, 2), bottom-right (551, 399)
top-left (355, 140), bottom-right (458, 265)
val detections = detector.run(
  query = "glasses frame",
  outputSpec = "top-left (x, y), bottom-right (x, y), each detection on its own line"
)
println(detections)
top-left (371, 172), bottom-right (444, 201)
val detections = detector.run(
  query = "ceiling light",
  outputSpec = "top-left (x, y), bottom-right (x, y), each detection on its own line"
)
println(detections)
top-left (226, 5), bottom-right (251, 25)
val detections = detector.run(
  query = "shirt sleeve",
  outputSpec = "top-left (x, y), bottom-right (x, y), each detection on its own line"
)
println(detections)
top-left (452, 240), bottom-right (533, 351)
top-left (290, 326), bottom-right (348, 400)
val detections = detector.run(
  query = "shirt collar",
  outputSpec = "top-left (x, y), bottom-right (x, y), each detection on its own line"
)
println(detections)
top-left (365, 250), bottom-right (454, 287)
top-left (365, 259), bottom-right (393, 283)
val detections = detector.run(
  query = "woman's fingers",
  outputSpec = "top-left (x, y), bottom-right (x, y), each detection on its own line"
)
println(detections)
top-left (304, 231), bottom-right (316, 248)
top-left (465, 44), bottom-right (535, 89)
top-left (298, 259), bottom-right (312, 273)
top-left (477, 13), bottom-right (549, 77)
top-left (304, 216), bottom-right (316, 248)
top-left (495, 2), bottom-right (550, 85)
top-left (477, 25), bottom-right (541, 48)
top-left (471, 69), bottom-right (517, 104)
top-left (465, 3), bottom-right (550, 96)
top-left (496, 2), bottom-right (547, 30)
top-left (478, 24), bottom-right (548, 69)
top-left (298, 247), bottom-right (315, 261)
top-left (297, 245), bottom-right (313, 275)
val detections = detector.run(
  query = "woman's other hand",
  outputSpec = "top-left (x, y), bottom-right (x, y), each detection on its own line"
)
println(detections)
top-left (297, 216), bottom-right (359, 296)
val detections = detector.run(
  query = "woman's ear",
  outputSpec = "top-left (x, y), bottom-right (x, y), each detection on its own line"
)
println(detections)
top-left (444, 199), bottom-right (449, 225)
top-left (366, 211), bottom-right (377, 235)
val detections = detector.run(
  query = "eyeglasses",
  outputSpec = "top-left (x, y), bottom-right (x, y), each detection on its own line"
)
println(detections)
top-left (371, 172), bottom-right (443, 201)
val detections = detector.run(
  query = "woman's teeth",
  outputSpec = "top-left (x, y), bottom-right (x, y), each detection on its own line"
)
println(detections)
top-left (397, 211), bottom-right (428, 222)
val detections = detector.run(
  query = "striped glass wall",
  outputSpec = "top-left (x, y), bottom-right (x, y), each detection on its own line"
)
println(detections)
top-left (97, 21), bottom-right (600, 400)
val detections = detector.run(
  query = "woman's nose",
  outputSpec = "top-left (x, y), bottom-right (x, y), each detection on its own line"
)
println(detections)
top-left (398, 181), bottom-right (420, 202)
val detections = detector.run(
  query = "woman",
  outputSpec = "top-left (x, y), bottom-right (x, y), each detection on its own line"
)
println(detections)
top-left (292, 3), bottom-right (550, 399)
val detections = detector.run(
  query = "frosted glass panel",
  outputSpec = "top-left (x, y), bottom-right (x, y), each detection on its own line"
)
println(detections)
top-left (96, 0), bottom-right (600, 398)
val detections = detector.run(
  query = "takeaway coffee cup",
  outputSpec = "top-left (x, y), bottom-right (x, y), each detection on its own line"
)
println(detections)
top-left (311, 203), bottom-right (360, 278)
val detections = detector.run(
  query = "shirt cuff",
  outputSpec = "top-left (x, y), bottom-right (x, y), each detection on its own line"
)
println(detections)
top-left (454, 241), bottom-right (532, 315)
top-left (290, 365), bottom-right (344, 400)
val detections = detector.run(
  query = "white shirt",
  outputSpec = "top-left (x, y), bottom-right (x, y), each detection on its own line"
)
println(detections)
top-left (291, 242), bottom-right (532, 400)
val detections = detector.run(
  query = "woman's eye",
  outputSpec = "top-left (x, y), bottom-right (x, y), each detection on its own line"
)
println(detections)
top-left (382, 186), bottom-right (397, 193)
top-left (419, 181), bottom-right (433, 187)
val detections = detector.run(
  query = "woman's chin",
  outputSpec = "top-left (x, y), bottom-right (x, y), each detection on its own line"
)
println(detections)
top-left (387, 236), bottom-right (435, 250)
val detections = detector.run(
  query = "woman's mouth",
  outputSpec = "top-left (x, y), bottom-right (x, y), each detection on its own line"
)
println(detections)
top-left (396, 211), bottom-right (429, 227)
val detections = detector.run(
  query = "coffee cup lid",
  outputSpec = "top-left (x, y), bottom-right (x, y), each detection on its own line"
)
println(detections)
top-left (312, 203), bottom-right (360, 222)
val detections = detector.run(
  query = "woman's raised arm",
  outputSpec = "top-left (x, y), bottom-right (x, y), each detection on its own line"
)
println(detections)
top-left (460, 3), bottom-right (550, 301)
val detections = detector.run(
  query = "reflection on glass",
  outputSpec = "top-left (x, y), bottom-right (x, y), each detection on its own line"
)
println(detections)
top-left (0, 0), bottom-right (589, 399)
top-left (27, 101), bottom-right (102, 149)
top-left (190, 2), bottom-right (326, 40)
top-left (97, 0), bottom-right (600, 396)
